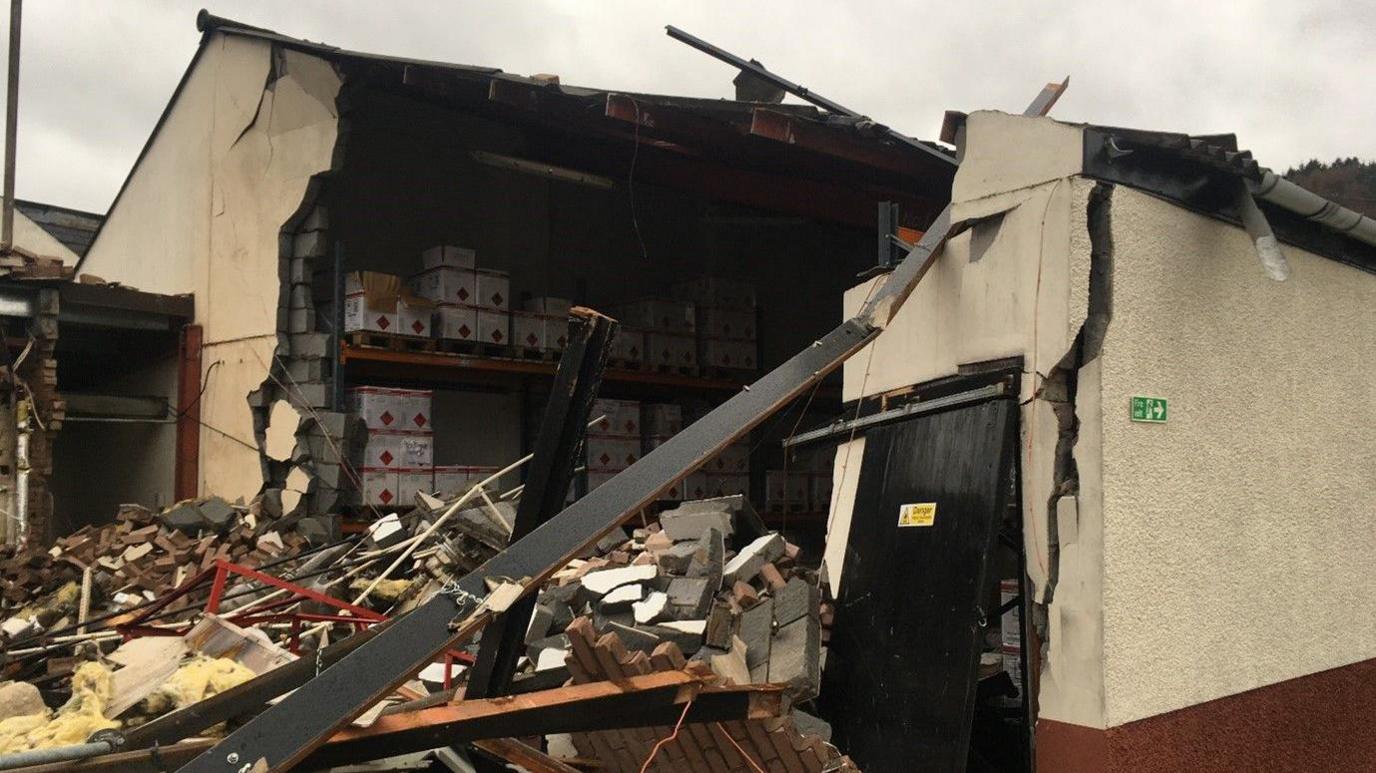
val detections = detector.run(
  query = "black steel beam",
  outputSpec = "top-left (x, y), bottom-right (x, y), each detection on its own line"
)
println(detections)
top-left (465, 310), bottom-right (615, 698)
top-left (665, 25), bottom-right (955, 167)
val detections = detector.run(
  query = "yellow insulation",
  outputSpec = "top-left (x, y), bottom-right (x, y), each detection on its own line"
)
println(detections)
top-left (142, 656), bottom-right (257, 716)
top-left (0, 662), bottom-right (120, 753)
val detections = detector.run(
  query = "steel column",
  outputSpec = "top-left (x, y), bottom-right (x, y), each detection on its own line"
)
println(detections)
top-left (174, 324), bottom-right (203, 501)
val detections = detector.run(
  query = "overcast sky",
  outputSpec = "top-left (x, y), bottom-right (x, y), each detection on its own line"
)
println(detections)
top-left (10, 0), bottom-right (1376, 214)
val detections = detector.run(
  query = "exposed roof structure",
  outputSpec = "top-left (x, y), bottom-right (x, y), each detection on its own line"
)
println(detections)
top-left (15, 200), bottom-right (103, 256)
top-left (85, 9), bottom-right (955, 262)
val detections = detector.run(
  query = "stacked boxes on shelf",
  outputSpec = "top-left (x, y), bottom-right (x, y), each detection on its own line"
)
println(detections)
top-left (516, 296), bottom-right (573, 354)
top-left (414, 246), bottom-right (478, 344)
top-left (347, 386), bottom-right (434, 507)
top-left (433, 465), bottom-right (502, 500)
top-left (765, 468), bottom-right (812, 513)
top-left (613, 298), bottom-right (695, 371)
top-left (411, 245), bottom-right (511, 347)
top-left (642, 403), bottom-right (686, 500)
top-left (585, 398), bottom-right (642, 494)
top-left (337, 271), bottom-right (436, 338)
top-left (672, 276), bottom-right (758, 373)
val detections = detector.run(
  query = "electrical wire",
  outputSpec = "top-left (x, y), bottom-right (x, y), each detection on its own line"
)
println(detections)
top-left (713, 722), bottom-right (768, 773)
top-left (637, 697), bottom-right (694, 773)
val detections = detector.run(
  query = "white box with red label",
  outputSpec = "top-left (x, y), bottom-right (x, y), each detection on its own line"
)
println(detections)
top-left (706, 473), bottom-right (749, 499)
top-left (682, 471), bottom-right (710, 501)
top-left (420, 245), bottom-right (477, 270)
top-left (474, 269), bottom-right (510, 311)
top-left (642, 404), bottom-right (682, 436)
top-left (590, 399), bottom-right (640, 437)
top-left (700, 338), bottom-right (757, 371)
top-left (708, 443), bottom-right (750, 474)
top-left (343, 293), bottom-right (397, 334)
top-left (647, 332), bottom-right (696, 370)
top-left (542, 314), bottom-right (569, 351)
top-left (511, 311), bottom-right (546, 350)
top-left (412, 266), bottom-right (476, 306)
top-left (586, 437), bottom-right (641, 471)
top-left (433, 304), bottom-right (478, 341)
top-left (615, 298), bottom-right (695, 333)
top-left (808, 472), bottom-right (834, 512)
top-left (433, 465), bottom-right (471, 498)
top-left (610, 328), bottom-right (645, 363)
top-left (698, 307), bottom-right (755, 340)
top-left (360, 466), bottom-right (399, 507)
top-left (476, 309), bottom-right (509, 346)
top-left (347, 387), bottom-right (406, 430)
top-left (396, 297), bottom-right (433, 338)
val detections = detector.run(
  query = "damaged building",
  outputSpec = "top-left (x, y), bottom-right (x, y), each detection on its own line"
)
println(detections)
top-left (0, 8), bottom-right (1370, 773)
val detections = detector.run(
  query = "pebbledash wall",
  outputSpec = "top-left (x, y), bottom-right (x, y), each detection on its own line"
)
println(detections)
top-left (80, 33), bottom-right (341, 502)
top-left (825, 111), bottom-right (1376, 771)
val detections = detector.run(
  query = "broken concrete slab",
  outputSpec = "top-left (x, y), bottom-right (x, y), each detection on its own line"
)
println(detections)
top-left (534, 648), bottom-right (568, 672)
top-left (705, 602), bottom-right (738, 650)
top-left (632, 591), bottom-right (669, 625)
top-left (598, 583), bottom-right (644, 613)
top-left (792, 708), bottom-right (833, 742)
top-left (687, 527), bottom-right (724, 584)
top-left (722, 533), bottom-right (785, 586)
top-left (710, 635), bottom-right (751, 685)
top-left (772, 577), bottom-right (819, 628)
top-left (738, 597), bottom-right (775, 671)
top-left (605, 621), bottom-right (661, 654)
top-left (768, 614), bottom-right (822, 701)
top-left (199, 498), bottom-right (238, 531)
top-left (525, 603), bottom-right (556, 645)
top-left (665, 576), bottom-right (714, 619)
top-left (159, 502), bottom-right (206, 533)
top-left (593, 527), bottom-right (629, 556)
top-left (656, 542), bottom-right (698, 574)
top-left (580, 564), bottom-right (658, 597)
top-left (641, 622), bottom-right (704, 656)
top-left (659, 507), bottom-right (733, 542)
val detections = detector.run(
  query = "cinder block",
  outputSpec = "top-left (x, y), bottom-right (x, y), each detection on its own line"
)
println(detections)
top-left (289, 333), bottom-right (330, 359)
top-left (301, 206), bottom-right (329, 232)
top-left (288, 308), bottom-right (316, 334)
top-left (293, 230), bottom-right (327, 258)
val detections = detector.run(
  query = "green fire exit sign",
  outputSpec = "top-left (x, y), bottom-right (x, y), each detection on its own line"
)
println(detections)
top-left (1130, 396), bottom-right (1168, 423)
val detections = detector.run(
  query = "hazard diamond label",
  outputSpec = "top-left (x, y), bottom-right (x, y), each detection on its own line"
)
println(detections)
top-left (414, 413), bottom-right (427, 428)
top-left (411, 319), bottom-right (425, 334)
top-left (376, 316), bottom-right (391, 330)
top-left (492, 293), bottom-right (504, 307)
top-left (380, 411), bottom-right (395, 426)
top-left (457, 288), bottom-right (470, 301)
top-left (599, 453), bottom-right (612, 465)
top-left (379, 450), bottom-right (394, 465)
top-left (458, 324), bottom-right (471, 338)
top-left (379, 489), bottom-right (394, 504)
top-left (526, 333), bottom-right (539, 346)
top-left (492, 329), bottom-right (504, 342)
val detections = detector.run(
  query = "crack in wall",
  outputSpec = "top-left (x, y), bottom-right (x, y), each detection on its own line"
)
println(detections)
top-left (1036, 182), bottom-right (1114, 610)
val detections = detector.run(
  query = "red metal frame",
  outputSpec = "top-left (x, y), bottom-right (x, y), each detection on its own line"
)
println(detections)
top-left (116, 559), bottom-right (475, 664)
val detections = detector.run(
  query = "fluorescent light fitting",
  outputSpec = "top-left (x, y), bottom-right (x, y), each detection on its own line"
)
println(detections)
top-left (470, 150), bottom-right (614, 189)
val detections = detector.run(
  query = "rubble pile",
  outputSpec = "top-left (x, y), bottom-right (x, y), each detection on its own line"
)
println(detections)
top-left (519, 494), bottom-right (825, 708)
top-left (1, 499), bottom-right (307, 621)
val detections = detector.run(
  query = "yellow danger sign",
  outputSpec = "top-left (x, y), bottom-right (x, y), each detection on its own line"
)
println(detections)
top-left (897, 502), bottom-right (936, 527)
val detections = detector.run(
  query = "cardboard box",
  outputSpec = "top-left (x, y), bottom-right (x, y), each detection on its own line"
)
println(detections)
top-left (360, 466), bottom-right (399, 507)
top-left (347, 386), bottom-right (406, 430)
top-left (647, 332), bottom-right (696, 370)
top-left (610, 327), bottom-right (646, 363)
top-left (643, 404), bottom-right (682, 436)
top-left (358, 430), bottom-right (431, 469)
top-left (590, 399), bottom-right (640, 437)
top-left (433, 304), bottom-right (478, 341)
top-left (542, 314), bottom-right (570, 350)
top-left (412, 266), bottom-right (476, 306)
top-left (397, 467), bottom-right (435, 505)
top-left (475, 269), bottom-right (510, 311)
top-left (586, 437), bottom-right (641, 470)
top-left (700, 338), bottom-right (757, 371)
top-left (615, 298), bottom-right (695, 333)
top-left (523, 296), bottom-right (572, 316)
top-left (421, 245), bottom-right (477, 270)
top-left (344, 293), bottom-right (396, 334)
top-left (709, 443), bottom-right (750, 474)
top-left (511, 311), bottom-right (546, 350)
top-left (682, 471), bottom-right (710, 501)
top-left (698, 307), bottom-right (755, 340)
top-left (707, 473), bottom-right (749, 498)
top-left (476, 309), bottom-right (510, 346)
top-left (396, 296), bottom-right (435, 338)
top-left (670, 276), bottom-right (756, 310)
